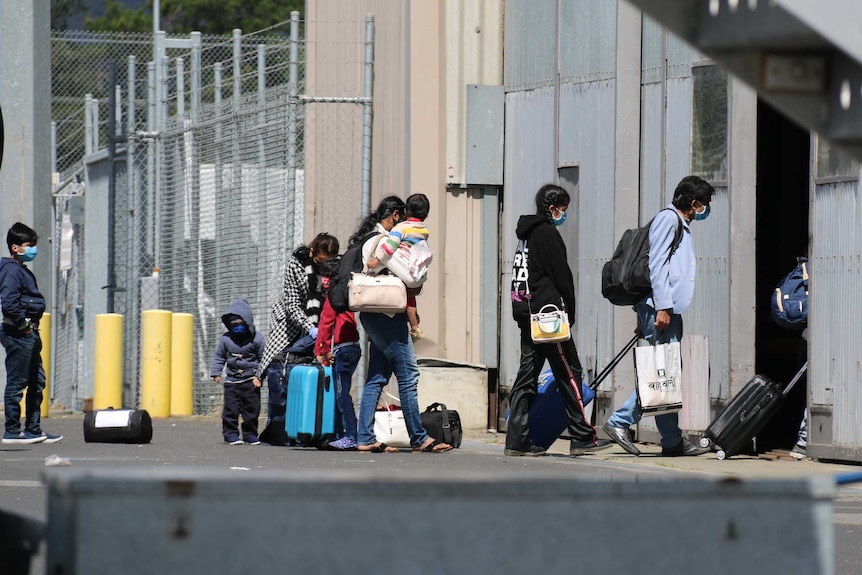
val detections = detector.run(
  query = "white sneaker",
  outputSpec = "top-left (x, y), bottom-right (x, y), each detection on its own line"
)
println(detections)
top-left (789, 444), bottom-right (807, 460)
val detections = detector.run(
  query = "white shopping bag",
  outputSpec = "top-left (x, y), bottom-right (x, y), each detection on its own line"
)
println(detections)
top-left (635, 342), bottom-right (683, 416)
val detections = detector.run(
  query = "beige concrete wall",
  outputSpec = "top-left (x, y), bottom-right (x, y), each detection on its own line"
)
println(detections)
top-left (306, 0), bottom-right (503, 365)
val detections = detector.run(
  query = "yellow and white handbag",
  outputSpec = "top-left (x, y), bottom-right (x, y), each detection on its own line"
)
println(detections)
top-left (529, 303), bottom-right (571, 344)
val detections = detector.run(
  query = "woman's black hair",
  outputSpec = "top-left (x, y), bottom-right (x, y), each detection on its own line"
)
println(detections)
top-left (6, 222), bottom-right (38, 253)
top-left (672, 175), bottom-right (715, 210)
top-left (534, 184), bottom-right (570, 220)
top-left (348, 195), bottom-right (406, 246)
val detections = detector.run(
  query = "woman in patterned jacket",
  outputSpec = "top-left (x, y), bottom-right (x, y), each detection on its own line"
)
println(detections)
top-left (258, 233), bottom-right (338, 444)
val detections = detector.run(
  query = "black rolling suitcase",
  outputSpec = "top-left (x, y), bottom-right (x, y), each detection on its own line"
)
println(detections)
top-left (83, 408), bottom-right (153, 444)
top-left (700, 362), bottom-right (807, 460)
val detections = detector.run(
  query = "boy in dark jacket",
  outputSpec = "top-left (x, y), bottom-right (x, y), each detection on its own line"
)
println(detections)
top-left (211, 298), bottom-right (266, 445)
top-left (0, 222), bottom-right (62, 444)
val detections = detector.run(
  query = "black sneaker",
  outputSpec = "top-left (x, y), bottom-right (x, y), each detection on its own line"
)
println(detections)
top-left (570, 438), bottom-right (614, 456)
top-left (661, 438), bottom-right (710, 457)
top-left (504, 445), bottom-right (548, 457)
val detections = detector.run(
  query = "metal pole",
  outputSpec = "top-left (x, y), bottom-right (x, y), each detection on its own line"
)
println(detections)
top-left (190, 32), bottom-right (201, 120)
top-left (107, 61), bottom-right (117, 313)
top-left (356, 13), bottom-right (375, 395)
top-left (49, 121), bottom-right (58, 407)
top-left (127, 54), bottom-right (140, 403)
top-left (176, 57), bottom-right (185, 116)
top-left (286, 12), bottom-right (299, 249)
top-left (257, 43), bottom-right (269, 310)
top-left (147, 61), bottom-right (156, 268)
top-left (84, 94), bottom-right (93, 156)
top-left (360, 14), bottom-right (374, 219)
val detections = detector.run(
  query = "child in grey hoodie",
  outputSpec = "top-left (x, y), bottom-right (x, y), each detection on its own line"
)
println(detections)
top-left (211, 298), bottom-right (266, 444)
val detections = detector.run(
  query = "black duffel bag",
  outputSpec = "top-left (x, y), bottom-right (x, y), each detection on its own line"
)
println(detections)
top-left (420, 403), bottom-right (462, 448)
top-left (83, 408), bottom-right (153, 444)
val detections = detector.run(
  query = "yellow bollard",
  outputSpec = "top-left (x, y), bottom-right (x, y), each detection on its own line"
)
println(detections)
top-left (93, 313), bottom-right (124, 410)
top-left (39, 313), bottom-right (51, 417)
top-left (140, 310), bottom-right (172, 417)
top-left (19, 313), bottom-right (52, 418)
top-left (170, 313), bottom-right (194, 416)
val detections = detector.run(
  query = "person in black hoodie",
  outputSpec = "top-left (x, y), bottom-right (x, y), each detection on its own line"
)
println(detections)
top-left (505, 185), bottom-right (611, 456)
top-left (211, 298), bottom-right (266, 445)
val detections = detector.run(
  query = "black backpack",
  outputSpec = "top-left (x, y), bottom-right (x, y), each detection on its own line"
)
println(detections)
top-left (601, 209), bottom-right (684, 306)
top-left (329, 231), bottom-right (380, 313)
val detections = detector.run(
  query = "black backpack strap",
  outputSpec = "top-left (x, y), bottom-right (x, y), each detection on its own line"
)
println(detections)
top-left (426, 402), bottom-right (453, 445)
top-left (664, 208), bottom-right (685, 261)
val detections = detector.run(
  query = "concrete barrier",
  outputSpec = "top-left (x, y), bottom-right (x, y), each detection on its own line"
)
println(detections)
top-left (44, 468), bottom-right (834, 575)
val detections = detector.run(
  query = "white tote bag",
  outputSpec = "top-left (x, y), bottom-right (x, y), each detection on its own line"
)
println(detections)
top-left (635, 342), bottom-right (683, 416)
top-left (373, 404), bottom-right (411, 448)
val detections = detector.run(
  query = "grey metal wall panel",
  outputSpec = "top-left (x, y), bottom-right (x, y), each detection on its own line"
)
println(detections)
top-left (811, 179), bottom-right (862, 449)
top-left (559, 0), bottom-right (616, 83)
top-left (640, 83), bottom-right (664, 221)
top-left (684, 186), bottom-right (731, 400)
top-left (504, 0), bottom-right (556, 91)
top-left (559, 80), bottom-right (616, 373)
top-left (465, 85), bottom-right (505, 185)
top-left (641, 15), bottom-right (663, 85)
top-left (665, 77), bottom-right (693, 196)
top-left (667, 33), bottom-right (706, 79)
top-left (500, 87), bottom-right (557, 390)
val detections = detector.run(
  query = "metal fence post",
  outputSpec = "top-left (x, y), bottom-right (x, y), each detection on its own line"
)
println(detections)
top-left (286, 11), bottom-right (299, 250)
top-left (356, 13), bottom-right (376, 395)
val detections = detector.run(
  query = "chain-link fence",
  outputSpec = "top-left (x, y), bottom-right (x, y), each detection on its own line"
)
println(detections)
top-left (50, 16), bottom-right (373, 414)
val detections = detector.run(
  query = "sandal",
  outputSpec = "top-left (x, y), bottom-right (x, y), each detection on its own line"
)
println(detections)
top-left (357, 442), bottom-right (398, 453)
top-left (412, 439), bottom-right (453, 453)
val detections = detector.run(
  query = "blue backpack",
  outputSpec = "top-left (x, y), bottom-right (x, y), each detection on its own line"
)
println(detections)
top-left (771, 257), bottom-right (809, 330)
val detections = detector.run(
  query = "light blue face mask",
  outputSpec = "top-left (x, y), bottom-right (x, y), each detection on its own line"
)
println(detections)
top-left (552, 210), bottom-right (567, 227)
top-left (18, 246), bottom-right (37, 262)
top-left (694, 204), bottom-right (710, 221)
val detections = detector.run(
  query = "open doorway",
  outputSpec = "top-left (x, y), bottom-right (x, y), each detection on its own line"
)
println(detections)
top-left (753, 99), bottom-right (810, 452)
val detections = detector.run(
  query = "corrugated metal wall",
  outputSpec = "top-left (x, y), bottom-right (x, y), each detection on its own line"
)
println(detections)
top-left (811, 178), bottom-right (862, 452)
top-left (500, 0), bottom-right (618, 393)
top-left (503, 0), bottom-right (556, 91)
top-left (559, 80), bottom-right (617, 378)
top-left (500, 87), bottom-right (557, 390)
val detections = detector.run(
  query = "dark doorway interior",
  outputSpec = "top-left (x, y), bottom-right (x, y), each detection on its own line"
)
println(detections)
top-left (754, 99), bottom-right (810, 452)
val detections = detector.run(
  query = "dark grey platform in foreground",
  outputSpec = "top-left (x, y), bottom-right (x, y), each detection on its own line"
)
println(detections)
top-left (44, 468), bottom-right (835, 575)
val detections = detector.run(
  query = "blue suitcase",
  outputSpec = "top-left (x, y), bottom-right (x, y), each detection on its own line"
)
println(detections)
top-left (285, 363), bottom-right (336, 446)
top-left (526, 335), bottom-right (638, 449)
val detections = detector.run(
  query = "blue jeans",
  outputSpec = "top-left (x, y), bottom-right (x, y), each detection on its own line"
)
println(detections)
top-left (333, 344), bottom-right (360, 441)
top-left (606, 304), bottom-right (684, 449)
top-left (357, 312), bottom-right (429, 448)
top-left (1, 327), bottom-right (46, 435)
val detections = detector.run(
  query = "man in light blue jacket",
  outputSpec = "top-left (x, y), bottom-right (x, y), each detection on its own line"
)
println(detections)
top-left (602, 175), bottom-right (716, 457)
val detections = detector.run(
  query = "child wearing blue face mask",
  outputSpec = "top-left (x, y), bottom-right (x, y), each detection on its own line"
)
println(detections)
top-left (210, 298), bottom-right (266, 445)
top-left (0, 222), bottom-right (62, 445)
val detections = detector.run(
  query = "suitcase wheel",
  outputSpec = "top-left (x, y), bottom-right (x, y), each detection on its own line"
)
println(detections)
top-left (699, 437), bottom-right (711, 449)
top-left (716, 449), bottom-right (727, 461)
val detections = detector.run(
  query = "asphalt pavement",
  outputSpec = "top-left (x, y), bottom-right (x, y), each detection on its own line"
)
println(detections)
top-left (2, 414), bottom-right (862, 573)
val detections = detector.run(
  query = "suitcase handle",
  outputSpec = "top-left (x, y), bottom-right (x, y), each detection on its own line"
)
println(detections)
top-left (588, 334), bottom-right (639, 390)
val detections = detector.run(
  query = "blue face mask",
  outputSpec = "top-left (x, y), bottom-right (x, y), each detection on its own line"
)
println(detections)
top-left (231, 324), bottom-right (248, 335)
top-left (694, 204), bottom-right (710, 221)
top-left (18, 246), bottom-right (37, 262)
top-left (552, 210), bottom-right (567, 227)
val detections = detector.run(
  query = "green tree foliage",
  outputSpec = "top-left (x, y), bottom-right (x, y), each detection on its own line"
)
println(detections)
top-left (87, 0), bottom-right (303, 35)
top-left (51, 0), bottom-right (87, 29)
